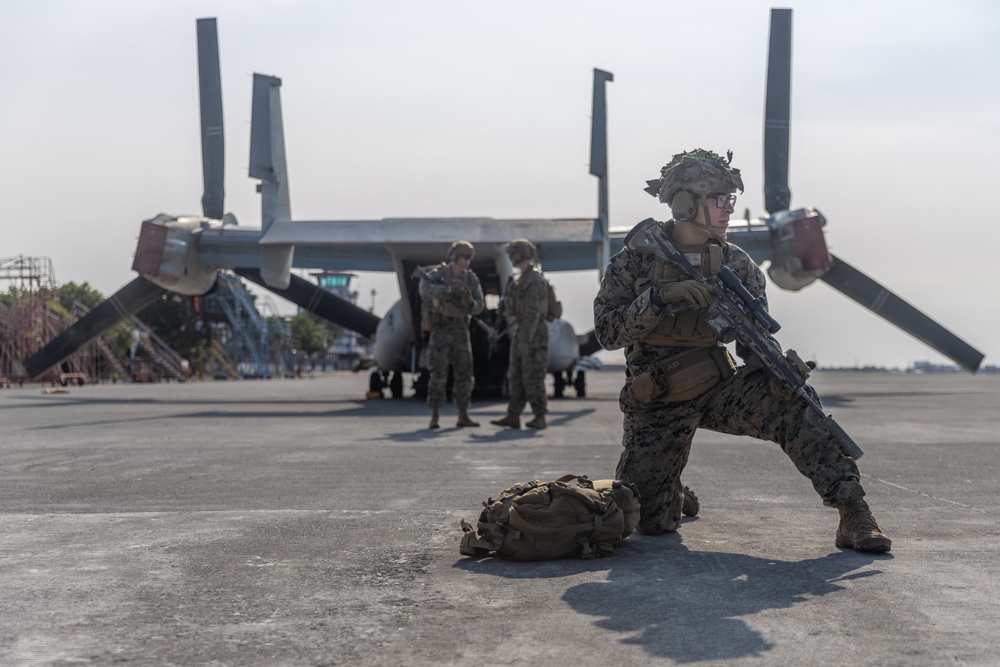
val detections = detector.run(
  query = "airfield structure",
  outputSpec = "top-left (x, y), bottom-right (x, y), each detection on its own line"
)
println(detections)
top-left (202, 272), bottom-right (295, 379)
top-left (0, 255), bottom-right (194, 385)
top-left (0, 256), bottom-right (70, 384)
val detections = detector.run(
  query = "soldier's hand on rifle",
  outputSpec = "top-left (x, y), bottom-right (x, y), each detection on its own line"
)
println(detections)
top-left (651, 280), bottom-right (714, 310)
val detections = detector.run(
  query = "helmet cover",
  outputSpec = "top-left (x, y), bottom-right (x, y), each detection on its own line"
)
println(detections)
top-left (644, 149), bottom-right (744, 218)
top-left (447, 240), bottom-right (475, 262)
top-left (505, 238), bottom-right (536, 264)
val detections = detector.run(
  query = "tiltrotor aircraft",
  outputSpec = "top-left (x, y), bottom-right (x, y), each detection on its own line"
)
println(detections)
top-left (24, 9), bottom-right (983, 398)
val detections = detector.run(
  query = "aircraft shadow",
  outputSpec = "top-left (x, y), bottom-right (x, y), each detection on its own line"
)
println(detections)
top-left (13, 395), bottom-right (596, 434)
top-left (455, 530), bottom-right (891, 662)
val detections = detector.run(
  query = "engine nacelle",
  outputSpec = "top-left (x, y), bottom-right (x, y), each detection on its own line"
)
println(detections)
top-left (132, 214), bottom-right (223, 295)
top-left (766, 207), bottom-right (833, 291)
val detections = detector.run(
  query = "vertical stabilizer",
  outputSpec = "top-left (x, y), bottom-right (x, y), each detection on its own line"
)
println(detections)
top-left (590, 68), bottom-right (614, 277)
top-left (250, 73), bottom-right (293, 289)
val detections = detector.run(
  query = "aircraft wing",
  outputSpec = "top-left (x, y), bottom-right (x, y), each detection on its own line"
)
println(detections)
top-left (607, 222), bottom-right (775, 268)
top-left (210, 217), bottom-right (607, 272)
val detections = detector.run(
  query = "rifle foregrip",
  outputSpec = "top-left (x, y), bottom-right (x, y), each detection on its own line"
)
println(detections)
top-left (824, 416), bottom-right (864, 459)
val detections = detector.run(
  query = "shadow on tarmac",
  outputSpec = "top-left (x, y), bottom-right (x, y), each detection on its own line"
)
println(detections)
top-left (454, 530), bottom-right (893, 662)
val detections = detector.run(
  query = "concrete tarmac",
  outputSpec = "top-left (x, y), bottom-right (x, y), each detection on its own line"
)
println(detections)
top-left (2, 368), bottom-right (999, 666)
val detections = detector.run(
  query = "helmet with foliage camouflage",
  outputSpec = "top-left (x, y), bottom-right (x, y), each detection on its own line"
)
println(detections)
top-left (447, 240), bottom-right (475, 262)
top-left (505, 238), bottom-right (537, 265)
top-left (644, 149), bottom-right (744, 220)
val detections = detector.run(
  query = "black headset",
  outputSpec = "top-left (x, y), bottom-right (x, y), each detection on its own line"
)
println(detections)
top-left (668, 188), bottom-right (698, 220)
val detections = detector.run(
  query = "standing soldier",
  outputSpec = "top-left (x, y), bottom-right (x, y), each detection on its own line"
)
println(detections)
top-left (418, 240), bottom-right (485, 429)
top-left (491, 239), bottom-right (549, 430)
top-left (594, 148), bottom-right (891, 552)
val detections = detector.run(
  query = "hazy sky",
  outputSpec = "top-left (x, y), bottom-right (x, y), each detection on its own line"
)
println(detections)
top-left (3, 0), bottom-right (998, 369)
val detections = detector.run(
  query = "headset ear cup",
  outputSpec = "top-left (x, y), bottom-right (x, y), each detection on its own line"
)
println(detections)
top-left (671, 190), bottom-right (697, 220)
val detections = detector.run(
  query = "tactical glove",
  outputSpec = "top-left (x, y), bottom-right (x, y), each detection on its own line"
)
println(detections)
top-left (653, 280), bottom-right (714, 310)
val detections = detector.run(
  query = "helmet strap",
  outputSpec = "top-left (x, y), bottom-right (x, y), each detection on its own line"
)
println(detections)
top-left (680, 199), bottom-right (726, 242)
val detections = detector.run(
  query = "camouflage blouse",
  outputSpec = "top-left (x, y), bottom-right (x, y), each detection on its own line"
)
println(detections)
top-left (594, 219), bottom-right (771, 371)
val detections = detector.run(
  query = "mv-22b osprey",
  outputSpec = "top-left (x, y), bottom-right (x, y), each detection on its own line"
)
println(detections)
top-left (25, 10), bottom-right (983, 399)
top-left (24, 17), bottom-right (614, 398)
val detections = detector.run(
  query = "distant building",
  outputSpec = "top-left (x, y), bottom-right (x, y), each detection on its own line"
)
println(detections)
top-left (311, 271), bottom-right (371, 371)
top-left (911, 361), bottom-right (963, 374)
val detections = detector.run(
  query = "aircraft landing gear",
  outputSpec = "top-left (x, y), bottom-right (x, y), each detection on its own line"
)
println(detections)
top-left (367, 370), bottom-right (406, 399)
top-left (367, 370), bottom-right (385, 399)
top-left (389, 370), bottom-right (404, 399)
top-left (553, 371), bottom-right (567, 399)
top-left (552, 369), bottom-right (586, 398)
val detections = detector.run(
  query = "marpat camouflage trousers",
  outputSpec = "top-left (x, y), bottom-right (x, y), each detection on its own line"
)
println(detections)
top-left (426, 318), bottom-right (475, 409)
top-left (616, 363), bottom-right (864, 534)
top-left (505, 344), bottom-right (548, 416)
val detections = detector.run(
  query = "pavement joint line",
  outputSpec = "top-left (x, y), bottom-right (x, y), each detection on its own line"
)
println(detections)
top-left (863, 474), bottom-right (993, 515)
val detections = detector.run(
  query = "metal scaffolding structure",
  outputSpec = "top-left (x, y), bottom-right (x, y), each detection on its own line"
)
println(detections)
top-left (2, 259), bottom-right (298, 384)
top-left (0, 256), bottom-right (67, 382)
top-left (203, 272), bottom-right (294, 378)
top-left (1, 255), bottom-right (190, 385)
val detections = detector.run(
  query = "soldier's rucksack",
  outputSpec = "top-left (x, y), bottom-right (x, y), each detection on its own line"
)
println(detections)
top-left (543, 277), bottom-right (563, 322)
top-left (459, 475), bottom-right (640, 561)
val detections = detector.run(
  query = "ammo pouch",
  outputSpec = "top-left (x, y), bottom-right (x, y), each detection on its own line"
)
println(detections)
top-left (438, 300), bottom-right (468, 319)
top-left (631, 346), bottom-right (737, 404)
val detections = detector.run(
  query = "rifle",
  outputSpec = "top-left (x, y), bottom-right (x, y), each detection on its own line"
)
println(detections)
top-left (415, 266), bottom-right (497, 339)
top-left (629, 220), bottom-right (864, 459)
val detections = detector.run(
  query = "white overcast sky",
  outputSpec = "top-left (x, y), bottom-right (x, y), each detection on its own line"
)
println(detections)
top-left (2, 0), bottom-right (998, 369)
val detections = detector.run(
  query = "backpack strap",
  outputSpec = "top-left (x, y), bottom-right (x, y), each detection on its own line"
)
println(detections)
top-left (460, 520), bottom-right (501, 555)
top-left (459, 480), bottom-right (541, 556)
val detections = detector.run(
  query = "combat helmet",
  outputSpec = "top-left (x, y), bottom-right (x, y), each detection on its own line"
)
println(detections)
top-left (644, 149), bottom-right (744, 221)
top-left (506, 238), bottom-right (536, 265)
top-left (447, 240), bottom-right (475, 262)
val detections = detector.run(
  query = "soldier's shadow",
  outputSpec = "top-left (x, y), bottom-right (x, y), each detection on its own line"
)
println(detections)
top-left (458, 531), bottom-right (891, 662)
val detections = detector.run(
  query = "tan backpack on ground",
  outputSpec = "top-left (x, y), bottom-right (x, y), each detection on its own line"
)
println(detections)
top-left (459, 475), bottom-right (640, 560)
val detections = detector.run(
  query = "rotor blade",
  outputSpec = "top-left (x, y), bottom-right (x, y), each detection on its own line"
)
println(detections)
top-left (821, 254), bottom-right (984, 372)
top-left (197, 17), bottom-right (225, 220)
top-left (23, 277), bottom-right (166, 378)
top-left (234, 269), bottom-right (380, 338)
top-left (763, 8), bottom-right (792, 214)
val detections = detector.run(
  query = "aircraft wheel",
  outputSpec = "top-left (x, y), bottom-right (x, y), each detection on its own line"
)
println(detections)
top-left (552, 371), bottom-right (566, 399)
top-left (574, 370), bottom-right (586, 398)
top-left (367, 370), bottom-right (384, 399)
top-left (389, 371), bottom-right (404, 399)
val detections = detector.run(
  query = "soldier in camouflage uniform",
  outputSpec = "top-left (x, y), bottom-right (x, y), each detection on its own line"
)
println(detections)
top-left (594, 149), bottom-right (891, 552)
top-left (418, 240), bottom-right (485, 429)
top-left (491, 239), bottom-right (549, 430)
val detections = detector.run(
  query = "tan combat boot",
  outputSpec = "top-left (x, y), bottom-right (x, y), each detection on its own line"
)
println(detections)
top-left (525, 413), bottom-right (547, 429)
top-left (490, 413), bottom-right (521, 429)
top-left (429, 407), bottom-right (440, 429)
top-left (456, 407), bottom-right (480, 428)
top-left (835, 499), bottom-right (892, 552)
top-left (682, 485), bottom-right (699, 517)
